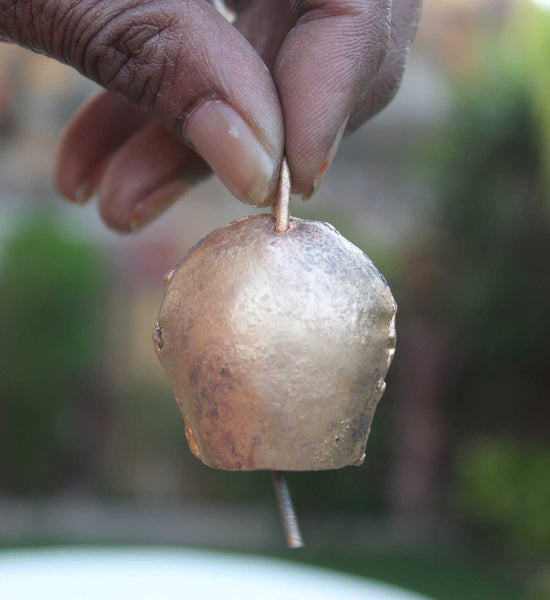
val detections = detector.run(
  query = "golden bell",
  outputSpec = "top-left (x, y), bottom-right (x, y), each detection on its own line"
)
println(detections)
top-left (153, 213), bottom-right (396, 472)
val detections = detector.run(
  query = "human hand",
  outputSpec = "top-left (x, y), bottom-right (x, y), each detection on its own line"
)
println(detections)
top-left (0, 0), bottom-right (422, 232)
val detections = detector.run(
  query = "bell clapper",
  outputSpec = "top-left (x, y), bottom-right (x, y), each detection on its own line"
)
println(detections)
top-left (272, 471), bottom-right (304, 549)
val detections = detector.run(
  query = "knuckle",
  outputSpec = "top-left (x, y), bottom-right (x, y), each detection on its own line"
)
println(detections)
top-left (1, 0), bottom-right (80, 54)
top-left (77, 3), bottom-right (178, 112)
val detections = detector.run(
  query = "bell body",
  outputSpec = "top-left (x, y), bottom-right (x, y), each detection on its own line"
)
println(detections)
top-left (154, 214), bottom-right (396, 471)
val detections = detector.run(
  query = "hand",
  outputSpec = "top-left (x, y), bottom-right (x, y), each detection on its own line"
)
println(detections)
top-left (0, 0), bottom-right (422, 232)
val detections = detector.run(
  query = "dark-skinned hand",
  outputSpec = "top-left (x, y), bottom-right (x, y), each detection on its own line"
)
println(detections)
top-left (0, 0), bottom-right (422, 232)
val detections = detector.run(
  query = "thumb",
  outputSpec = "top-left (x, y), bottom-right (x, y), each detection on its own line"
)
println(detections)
top-left (0, 0), bottom-right (283, 206)
top-left (275, 0), bottom-right (391, 197)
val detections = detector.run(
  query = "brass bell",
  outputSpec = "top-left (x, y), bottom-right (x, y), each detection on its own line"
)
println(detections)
top-left (153, 161), bottom-right (396, 546)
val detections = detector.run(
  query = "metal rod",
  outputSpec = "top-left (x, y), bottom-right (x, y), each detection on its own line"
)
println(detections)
top-left (271, 471), bottom-right (304, 548)
top-left (275, 157), bottom-right (291, 234)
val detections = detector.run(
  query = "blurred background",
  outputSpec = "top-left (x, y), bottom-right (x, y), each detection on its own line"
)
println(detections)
top-left (1, 0), bottom-right (550, 598)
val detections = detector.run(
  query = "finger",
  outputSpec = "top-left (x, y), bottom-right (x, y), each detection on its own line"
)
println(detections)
top-left (97, 121), bottom-right (208, 233)
top-left (55, 90), bottom-right (149, 203)
top-left (1, 0), bottom-right (284, 206)
top-left (274, 0), bottom-right (392, 197)
top-left (349, 0), bottom-right (423, 130)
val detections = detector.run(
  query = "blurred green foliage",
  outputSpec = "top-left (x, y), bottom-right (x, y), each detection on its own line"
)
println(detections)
top-left (424, 19), bottom-right (550, 591)
top-left (515, 4), bottom-right (550, 190)
top-left (427, 32), bottom-right (550, 439)
top-left (455, 438), bottom-right (550, 557)
top-left (0, 219), bottom-right (104, 493)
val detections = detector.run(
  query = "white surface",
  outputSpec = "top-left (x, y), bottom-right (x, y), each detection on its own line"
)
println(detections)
top-left (0, 547), bottom-right (433, 600)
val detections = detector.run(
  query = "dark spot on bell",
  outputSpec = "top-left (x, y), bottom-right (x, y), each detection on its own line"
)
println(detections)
top-left (207, 407), bottom-right (219, 420)
top-left (154, 323), bottom-right (163, 349)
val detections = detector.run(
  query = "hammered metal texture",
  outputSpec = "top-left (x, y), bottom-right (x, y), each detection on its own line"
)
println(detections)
top-left (154, 214), bottom-right (396, 471)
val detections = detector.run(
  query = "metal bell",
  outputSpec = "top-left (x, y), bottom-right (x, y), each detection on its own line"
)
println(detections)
top-left (153, 213), bottom-right (396, 472)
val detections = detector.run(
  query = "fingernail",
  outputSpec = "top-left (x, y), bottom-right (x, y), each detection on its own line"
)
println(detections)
top-left (129, 180), bottom-right (190, 233)
top-left (57, 179), bottom-right (92, 204)
top-left (184, 100), bottom-right (276, 206)
top-left (74, 180), bottom-right (95, 205)
top-left (69, 156), bottom-right (112, 205)
top-left (305, 116), bottom-right (349, 200)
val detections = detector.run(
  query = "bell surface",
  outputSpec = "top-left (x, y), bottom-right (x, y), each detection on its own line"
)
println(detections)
top-left (154, 214), bottom-right (396, 471)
